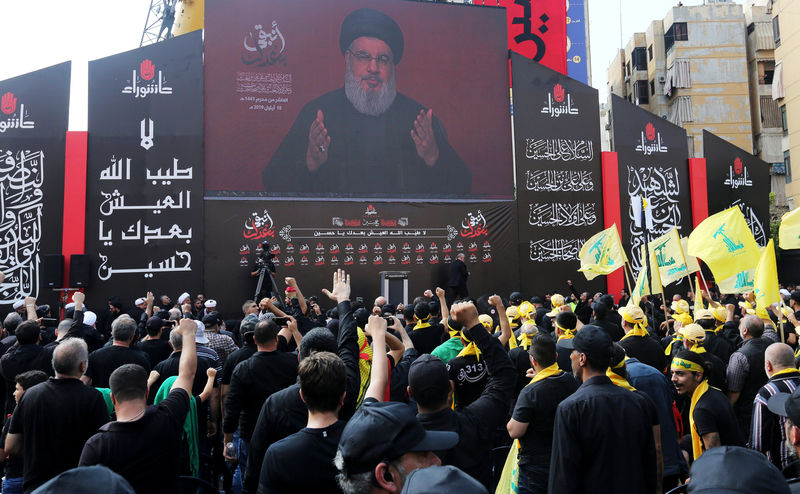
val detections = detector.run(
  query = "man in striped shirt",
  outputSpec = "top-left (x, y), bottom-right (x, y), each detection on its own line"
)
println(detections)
top-left (750, 342), bottom-right (800, 471)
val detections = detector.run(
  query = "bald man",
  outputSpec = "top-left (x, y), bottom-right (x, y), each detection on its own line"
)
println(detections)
top-left (750, 343), bottom-right (800, 471)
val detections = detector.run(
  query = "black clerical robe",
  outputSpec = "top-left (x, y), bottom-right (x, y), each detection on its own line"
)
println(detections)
top-left (263, 88), bottom-right (470, 196)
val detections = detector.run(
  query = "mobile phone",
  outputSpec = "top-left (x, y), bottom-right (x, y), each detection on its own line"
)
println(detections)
top-left (273, 317), bottom-right (290, 326)
top-left (41, 318), bottom-right (58, 327)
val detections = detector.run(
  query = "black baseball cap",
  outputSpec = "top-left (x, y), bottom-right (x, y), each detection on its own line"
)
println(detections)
top-left (201, 313), bottom-right (221, 327)
top-left (768, 389), bottom-right (800, 425)
top-left (146, 316), bottom-right (164, 332)
top-left (509, 292), bottom-right (523, 305)
top-left (401, 465), bottom-right (488, 494)
top-left (408, 354), bottom-right (450, 398)
top-left (687, 446), bottom-right (789, 493)
top-left (559, 325), bottom-right (612, 362)
top-left (530, 296), bottom-right (543, 304)
top-left (337, 402), bottom-right (458, 475)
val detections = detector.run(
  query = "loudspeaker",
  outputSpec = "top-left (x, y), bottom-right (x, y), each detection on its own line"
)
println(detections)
top-left (42, 254), bottom-right (64, 289)
top-left (70, 254), bottom-right (90, 288)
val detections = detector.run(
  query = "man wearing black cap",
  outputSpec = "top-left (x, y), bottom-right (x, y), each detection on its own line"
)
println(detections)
top-left (334, 401), bottom-right (459, 493)
top-left (202, 313), bottom-right (238, 365)
top-left (549, 325), bottom-right (657, 493)
top-left (136, 317), bottom-right (173, 367)
top-left (407, 301), bottom-right (514, 490)
top-left (263, 7), bottom-right (470, 197)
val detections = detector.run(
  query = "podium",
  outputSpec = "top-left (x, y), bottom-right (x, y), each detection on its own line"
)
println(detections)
top-left (379, 271), bottom-right (409, 306)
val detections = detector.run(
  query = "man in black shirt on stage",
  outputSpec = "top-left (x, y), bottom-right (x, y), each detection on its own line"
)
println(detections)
top-left (549, 325), bottom-right (657, 493)
top-left (79, 318), bottom-right (199, 494)
top-left (409, 301), bottom-right (514, 490)
top-left (671, 349), bottom-right (742, 462)
top-left (507, 333), bottom-right (578, 494)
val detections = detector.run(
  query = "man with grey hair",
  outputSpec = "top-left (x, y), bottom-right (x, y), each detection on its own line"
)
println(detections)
top-left (5, 338), bottom-right (108, 492)
top-left (750, 342), bottom-right (800, 471)
top-left (263, 7), bottom-right (469, 196)
top-left (728, 314), bottom-right (771, 437)
top-left (82, 315), bottom-right (150, 388)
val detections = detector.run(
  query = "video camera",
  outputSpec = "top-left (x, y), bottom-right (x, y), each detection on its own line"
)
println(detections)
top-left (256, 242), bottom-right (277, 273)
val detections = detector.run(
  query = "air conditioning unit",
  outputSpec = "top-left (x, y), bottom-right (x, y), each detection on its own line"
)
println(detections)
top-left (658, 75), bottom-right (666, 83)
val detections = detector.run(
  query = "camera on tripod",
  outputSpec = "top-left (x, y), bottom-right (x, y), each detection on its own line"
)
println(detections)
top-left (256, 242), bottom-right (276, 273)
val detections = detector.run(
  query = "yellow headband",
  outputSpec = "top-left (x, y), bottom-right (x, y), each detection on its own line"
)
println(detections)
top-left (671, 358), bottom-right (703, 373)
top-left (555, 321), bottom-right (575, 335)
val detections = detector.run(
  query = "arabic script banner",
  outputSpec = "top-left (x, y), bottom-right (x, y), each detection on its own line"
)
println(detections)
top-left (85, 32), bottom-right (204, 303)
top-left (510, 53), bottom-right (604, 296)
top-left (204, 0), bottom-right (512, 199)
top-left (204, 200), bottom-right (518, 309)
top-left (703, 130), bottom-right (770, 247)
top-left (610, 94), bottom-right (692, 276)
top-left (0, 62), bottom-right (70, 308)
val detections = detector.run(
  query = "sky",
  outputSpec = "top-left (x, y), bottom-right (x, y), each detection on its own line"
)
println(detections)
top-left (1, 0), bottom-right (737, 130)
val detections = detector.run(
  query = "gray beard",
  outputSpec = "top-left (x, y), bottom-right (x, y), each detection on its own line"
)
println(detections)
top-left (344, 61), bottom-right (397, 117)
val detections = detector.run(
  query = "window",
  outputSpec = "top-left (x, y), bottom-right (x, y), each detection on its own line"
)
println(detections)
top-left (783, 105), bottom-right (788, 136)
top-left (665, 22), bottom-right (688, 54)
top-left (774, 15), bottom-right (781, 47)
top-left (626, 61), bottom-right (631, 76)
top-left (785, 150), bottom-right (792, 184)
top-left (650, 79), bottom-right (655, 96)
top-left (648, 45), bottom-right (653, 61)
top-left (634, 80), bottom-right (649, 105)
top-left (632, 47), bottom-right (647, 70)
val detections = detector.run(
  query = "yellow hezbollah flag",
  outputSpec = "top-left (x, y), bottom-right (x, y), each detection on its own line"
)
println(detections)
top-left (495, 440), bottom-right (520, 494)
top-left (688, 207), bottom-right (760, 283)
top-left (681, 237), bottom-right (701, 274)
top-left (694, 274), bottom-right (704, 314)
top-left (578, 224), bottom-right (628, 280)
top-left (779, 208), bottom-right (800, 249)
top-left (717, 268), bottom-right (755, 294)
top-left (754, 239), bottom-right (780, 310)
top-left (632, 247), bottom-right (663, 306)
top-left (649, 228), bottom-right (689, 285)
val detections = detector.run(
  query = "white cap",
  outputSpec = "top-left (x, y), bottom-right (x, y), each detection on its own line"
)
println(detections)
top-left (178, 292), bottom-right (190, 304)
top-left (135, 297), bottom-right (146, 306)
top-left (12, 300), bottom-right (24, 310)
top-left (84, 311), bottom-right (97, 326)
top-left (64, 302), bottom-right (75, 310)
top-left (780, 288), bottom-right (791, 298)
top-left (204, 299), bottom-right (217, 308)
top-left (195, 321), bottom-right (209, 344)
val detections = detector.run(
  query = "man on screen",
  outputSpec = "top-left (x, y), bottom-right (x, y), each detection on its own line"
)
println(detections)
top-left (262, 8), bottom-right (470, 196)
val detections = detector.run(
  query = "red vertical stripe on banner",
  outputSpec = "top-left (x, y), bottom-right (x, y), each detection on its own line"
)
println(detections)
top-left (688, 158), bottom-right (709, 228)
top-left (499, 0), bottom-right (567, 75)
top-left (602, 152), bottom-right (624, 302)
top-left (62, 131), bottom-right (88, 287)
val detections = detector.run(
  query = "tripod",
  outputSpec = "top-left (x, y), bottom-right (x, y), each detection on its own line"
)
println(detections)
top-left (254, 263), bottom-right (284, 310)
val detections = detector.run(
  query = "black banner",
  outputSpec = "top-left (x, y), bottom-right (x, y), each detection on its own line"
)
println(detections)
top-left (0, 62), bottom-right (70, 308)
top-left (510, 53), bottom-right (604, 296)
top-left (610, 94), bottom-right (691, 274)
top-left (86, 32), bottom-right (204, 304)
top-left (703, 130), bottom-right (770, 247)
top-left (204, 200), bottom-right (518, 314)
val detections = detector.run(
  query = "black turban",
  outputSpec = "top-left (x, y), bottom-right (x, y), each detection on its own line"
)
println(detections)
top-left (339, 8), bottom-right (404, 64)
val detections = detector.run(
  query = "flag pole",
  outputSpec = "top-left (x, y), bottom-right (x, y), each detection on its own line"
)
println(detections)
top-left (623, 262), bottom-right (635, 304)
top-left (779, 298), bottom-right (786, 343)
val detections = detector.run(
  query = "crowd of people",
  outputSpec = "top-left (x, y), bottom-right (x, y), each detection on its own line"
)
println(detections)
top-left (3, 268), bottom-right (800, 493)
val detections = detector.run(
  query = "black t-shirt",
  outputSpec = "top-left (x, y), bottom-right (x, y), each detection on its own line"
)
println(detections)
top-left (0, 416), bottom-right (22, 478)
top-left (512, 371), bottom-right (579, 468)
top-left (618, 335), bottom-right (666, 373)
top-left (258, 420), bottom-right (345, 494)
top-left (222, 343), bottom-right (258, 386)
top-left (79, 388), bottom-right (190, 494)
top-left (86, 345), bottom-right (152, 388)
top-left (150, 352), bottom-right (210, 403)
top-left (555, 340), bottom-right (573, 374)
top-left (447, 354), bottom-right (487, 409)
top-left (9, 378), bottom-right (109, 492)
top-left (693, 386), bottom-right (743, 449)
top-left (136, 339), bottom-right (173, 368)
top-left (409, 324), bottom-right (445, 355)
top-left (508, 347), bottom-right (532, 398)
